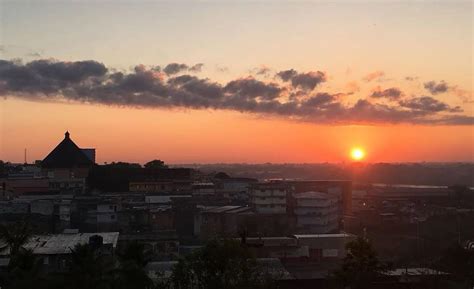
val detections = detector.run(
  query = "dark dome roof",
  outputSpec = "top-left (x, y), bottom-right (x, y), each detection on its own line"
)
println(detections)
top-left (41, 131), bottom-right (94, 169)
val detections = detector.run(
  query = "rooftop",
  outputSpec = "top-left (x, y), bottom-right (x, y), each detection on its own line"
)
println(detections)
top-left (0, 232), bottom-right (119, 255)
top-left (42, 131), bottom-right (94, 169)
top-left (384, 268), bottom-right (449, 276)
top-left (294, 191), bottom-right (337, 199)
top-left (292, 233), bottom-right (354, 239)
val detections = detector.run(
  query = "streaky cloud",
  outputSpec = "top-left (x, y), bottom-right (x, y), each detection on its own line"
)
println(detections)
top-left (0, 59), bottom-right (472, 126)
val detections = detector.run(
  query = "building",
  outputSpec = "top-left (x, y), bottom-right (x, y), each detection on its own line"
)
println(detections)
top-left (243, 233), bottom-right (355, 262)
top-left (41, 131), bottom-right (95, 194)
top-left (283, 180), bottom-right (352, 215)
top-left (194, 205), bottom-right (252, 239)
top-left (293, 191), bottom-right (339, 234)
top-left (129, 168), bottom-right (196, 194)
top-left (191, 182), bottom-right (215, 197)
top-left (250, 182), bottom-right (288, 214)
top-left (0, 232), bottom-right (119, 273)
top-left (213, 177), bottom-right (258, 202)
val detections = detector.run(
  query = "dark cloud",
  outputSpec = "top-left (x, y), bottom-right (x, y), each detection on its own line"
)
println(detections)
top-left (276, 69), bottom-right (326, 91)
top-left (224, 78), bottom-right (282, 100)
top-left (399, 96), bottom-right (462, 113)
top-left (255, 66), bottom-right (271, 76)
top-left (1, 59), bottom-right (471, 126)
top-left (303, 93), bottom-right (335, 107)
top-left (163, 63), bottom-right (204, 75)
top-left (163, 63), bottom-right (189, 75)
top-left (370, 87), bottom-right (403, 100)
top-left (424, 81), bottom-right (449, 95)
top-left (276, 69), bottom-right (297, 81)
top-left (168, 75), bottom-right (222, 100)
top-left (189, 63), bottom-right (204, 72)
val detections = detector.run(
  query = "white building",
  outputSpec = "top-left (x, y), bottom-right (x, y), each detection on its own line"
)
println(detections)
top-left (251, 183), bottom-right (288, 214)
top-left (293, 191), bottom-right (339, 233)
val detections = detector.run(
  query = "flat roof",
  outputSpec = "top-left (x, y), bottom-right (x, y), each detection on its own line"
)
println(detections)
top-left (384, 268), bottom-right (449, 276)
top-left (0, 232), bottom-right (119, 255)
top-left (294, 191), bottom-right (337, 199)
top-left (203, 205), bottom-right (244, 213)
top-left (292, 233), bottom-right (354, 239)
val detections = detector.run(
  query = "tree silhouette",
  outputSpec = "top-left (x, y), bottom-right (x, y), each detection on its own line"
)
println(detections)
top-left (66, 243), bottom-right (114, 289)
top-left (333, 236), bottom-right (387, 289)
top-left (171, 239), bottom-right (276, 289)
top-left (113, 242), bottom-right (153, 289)
top-left (0, 222), bottom-right (45, 289)
top-left (436, 243), bottom-right (474, 288)
top-left (144, 160), bottom-right (168, 169)
top-left (0, 222), bottom-right (32, 256)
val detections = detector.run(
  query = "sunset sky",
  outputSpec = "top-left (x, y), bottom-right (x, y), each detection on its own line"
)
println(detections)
top-left (1, 0), bottom-right (473, 164)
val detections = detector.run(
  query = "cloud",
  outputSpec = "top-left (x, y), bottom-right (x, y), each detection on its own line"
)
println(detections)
top-left (451, 87), bottom-right (473, 103)
top-left (363, 71), bottom-right (385, 82)
top-left (163, 63), bottom-right (204, 75)
top-left (276, 69), bottom-right (327, 91)
top-left (303, 93), bottom-right (335, 107)
top-left (0, 59), bottom-right (472, 126)
top-left (399, 96), bottom-right (462, 113)
top-left (424, 80), bottom-right (449, 95)
top-left (189, 63), bottom-right (204, 73)
top-left (163, 63), bottom-right (189, 75)
top-left (251, 65), bottom-right (271, 76)
top-left (224, 77), bottom-right (282, 100)
top-left (370, 86), bottom-right (403, 100)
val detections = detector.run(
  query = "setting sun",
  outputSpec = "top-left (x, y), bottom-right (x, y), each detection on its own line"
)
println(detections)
top-left (351, 148), bottom-right (365, 161)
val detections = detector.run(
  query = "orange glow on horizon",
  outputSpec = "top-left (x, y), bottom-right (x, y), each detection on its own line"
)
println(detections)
top-left (1, 99), bottom-right (473, 164)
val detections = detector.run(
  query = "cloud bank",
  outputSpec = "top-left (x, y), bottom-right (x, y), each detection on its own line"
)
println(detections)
top-left (0, 59), bottom-right (472, 125)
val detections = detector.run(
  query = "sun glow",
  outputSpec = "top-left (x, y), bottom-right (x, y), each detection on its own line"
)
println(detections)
top-left (351, 148), bottom-right (365, 161)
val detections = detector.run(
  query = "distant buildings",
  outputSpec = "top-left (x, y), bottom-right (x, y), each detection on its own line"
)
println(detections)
top-left (293, 191), bottom-right (339, 234)
top-left (250, 182), bottom-right (288, 214)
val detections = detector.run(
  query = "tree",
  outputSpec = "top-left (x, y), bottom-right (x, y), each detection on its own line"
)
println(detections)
top-left (144, 160), bottom-right (168, 169)
top-left (171, 239), bottom-right (277, 289)
top-left (333, 236), bottom-right (387, 289)
top-left (113, 242), bottom-right (154, 289)
top-left (2, 249), bottom-right (45, 289)
top-left (0, 222), bottom-right (32, 256)
top-left (436, 244), bottom-right (474, 288)
top-left (65, 243), bottom-right (114, 289)
top-left (0, 222), bottom-right (45, 289)
top-left (106, 162), bottom-right (142, 169)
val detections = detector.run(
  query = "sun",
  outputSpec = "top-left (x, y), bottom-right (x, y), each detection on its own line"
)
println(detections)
top-left (350, 148), bottom-right (365, 161)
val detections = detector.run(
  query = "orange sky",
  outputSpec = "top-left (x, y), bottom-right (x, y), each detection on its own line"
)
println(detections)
top-left (1, 2), bottom-right (472, 164)
top-left (2, 99), bottom-right (473, 164)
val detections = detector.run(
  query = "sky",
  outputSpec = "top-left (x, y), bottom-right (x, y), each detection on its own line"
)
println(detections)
top-left (0, 0), bottom-right (473, 164)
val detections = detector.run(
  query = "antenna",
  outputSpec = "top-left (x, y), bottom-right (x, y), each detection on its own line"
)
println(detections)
top-left (24, 148), bottom-right (27, 165)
